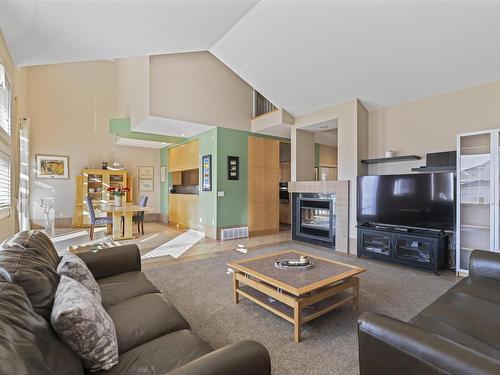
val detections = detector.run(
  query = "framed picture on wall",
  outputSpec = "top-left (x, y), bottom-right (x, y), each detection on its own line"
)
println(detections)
top-left (202, 154), bottom-right (212, 191)
top-left (139, 179), bottom-right (154, 192)
top-left (36, 154), bottom-right (69, 179)
top-left (227, 156), bottom-right (239, 180)
top-left (139, 166), bottom-right (154, 179)
top-left (160, 167), bottom-right (166, 183)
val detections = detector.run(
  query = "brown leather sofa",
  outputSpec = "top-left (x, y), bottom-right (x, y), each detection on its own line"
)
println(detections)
top-left (358, 250), bottom-right (500, 375)
top-left (0, 230), bottom-right (271, 375)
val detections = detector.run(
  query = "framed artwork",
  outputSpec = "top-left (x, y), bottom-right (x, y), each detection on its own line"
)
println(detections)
top-left (160, 167), bottom-right (166, 183)
top-left (139, 166), bottom-right (154, 179)
top-left (36, 155), bottom-right (69, 179)
top-left (139, 179), bottom-right (154, 192)
top-left (227, 156), bottom-right (239, 180)
top-left (202, 154), bottom-right (212, 191)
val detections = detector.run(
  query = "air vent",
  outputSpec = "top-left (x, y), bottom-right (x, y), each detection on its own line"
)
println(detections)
top-left (221, 226), bottom-right (249, 241)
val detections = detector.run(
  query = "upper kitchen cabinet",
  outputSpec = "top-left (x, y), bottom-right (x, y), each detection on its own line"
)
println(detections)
top-left (168, 139), bottom-right (199, 172)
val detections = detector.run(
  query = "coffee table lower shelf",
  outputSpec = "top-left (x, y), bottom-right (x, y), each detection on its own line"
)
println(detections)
top-left (232, 272), bottom-right (359, 342)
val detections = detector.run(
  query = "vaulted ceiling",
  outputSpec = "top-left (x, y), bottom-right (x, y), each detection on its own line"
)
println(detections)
top-left (2, 1), bottom-right (500, 116)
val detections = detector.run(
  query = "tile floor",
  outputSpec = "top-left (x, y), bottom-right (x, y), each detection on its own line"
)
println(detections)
top-left (51, 222), bottom-right (292, 268)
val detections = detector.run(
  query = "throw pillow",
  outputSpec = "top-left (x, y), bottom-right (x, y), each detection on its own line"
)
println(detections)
top-left (57, 253), bottom-right (102, 303)
top-left (51, 276), bottom-right (118, 372)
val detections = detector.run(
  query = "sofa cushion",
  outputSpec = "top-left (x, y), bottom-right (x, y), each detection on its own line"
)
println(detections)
top-left (51, 276), bottom-right (119, 372)
top-left (412, 289), bottom-right (500, 357)
top-left (98, 271), bottom-right (159, 306)
top-left (0, 247), bottom-right (59, 320)
top-left (0, 280), bottom-right (84, 375)
top-left (58, 253), bottom-right (102, 302)
top-left (106, 293), bottom-right (190, 353)
top-left (92, 329), bottom-right (213, 375)
top-left (1, 230), bottom-right (60, 268)
top-left (450, 275), bottom-right (500, 306)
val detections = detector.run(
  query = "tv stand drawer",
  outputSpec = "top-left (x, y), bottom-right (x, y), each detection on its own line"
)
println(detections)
top-left (357, 226), bottom-right (448, 274)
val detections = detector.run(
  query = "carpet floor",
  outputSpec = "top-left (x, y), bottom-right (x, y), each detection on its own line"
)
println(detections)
top-left (145, 242), bottom-right (459, 375)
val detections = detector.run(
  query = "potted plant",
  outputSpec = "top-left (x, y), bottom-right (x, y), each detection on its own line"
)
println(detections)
top-left (107, 186), bottom-right (129, 207)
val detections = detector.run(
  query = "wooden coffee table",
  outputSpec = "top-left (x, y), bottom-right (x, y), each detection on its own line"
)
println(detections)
top-left (228, 250), bottom-right (366, 342)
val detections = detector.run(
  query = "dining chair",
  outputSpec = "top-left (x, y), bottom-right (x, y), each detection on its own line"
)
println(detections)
top-left (133, 196), bottom-right (148, 235)
top-left (85, 196), bottom-right (113, 240)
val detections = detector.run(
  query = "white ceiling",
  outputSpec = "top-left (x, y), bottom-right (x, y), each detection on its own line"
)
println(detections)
top-left (2, 1), bottom-right (500, 116)
top-left (134, 116), bottom-right (214, 139)
top-left (0, 0), bottom-right (257, 66)
top-left (301, 120), bottom-right (338, 133)
top-left (116, 137), bottom-right (170, 149)
top-left (211, 1), bottom-right (500, 114)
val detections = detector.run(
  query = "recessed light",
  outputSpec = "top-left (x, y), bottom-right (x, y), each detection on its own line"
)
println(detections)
top-left (180, 133), bottom-right (186, 137)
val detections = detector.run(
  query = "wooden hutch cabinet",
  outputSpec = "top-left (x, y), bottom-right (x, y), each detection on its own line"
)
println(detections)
top-left (71, 169), bottom-right (134, 228)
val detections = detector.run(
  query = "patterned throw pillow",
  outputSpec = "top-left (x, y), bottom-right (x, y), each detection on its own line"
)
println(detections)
top-left (51, 276), bottom-right (118, 372)
top-left (57, 253), bottom-right (102, 303)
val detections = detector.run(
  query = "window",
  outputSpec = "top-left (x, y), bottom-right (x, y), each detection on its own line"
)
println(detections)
top-left (0, 150), bottom-right (10, 218)
top-left (0, 73), bottom-right (11, 138)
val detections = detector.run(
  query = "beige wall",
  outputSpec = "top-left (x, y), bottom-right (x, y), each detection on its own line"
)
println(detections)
top-left (291, 128), bottom-right (315, 181)
top-left (0, 32), bottom-right (27, 241)
top-left (114, 56), bottom-right (150, 127)
top-left (295, 99), bottom-right (368, 253)
top-left (318, 144), bottom-right (337, 167)
top-left (368, 79), bottom-right (500, 175)
top-left (150, 51), bottom-right (253, 131)
top-left (27, 61), bottom-right (161, 225)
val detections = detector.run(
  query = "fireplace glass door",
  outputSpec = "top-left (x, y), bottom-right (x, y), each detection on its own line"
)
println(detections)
top-left (298, 198), bottom-right (333, 240)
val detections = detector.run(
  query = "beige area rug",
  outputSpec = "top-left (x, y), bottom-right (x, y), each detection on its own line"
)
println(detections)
top-left (145, 243), bottom-right (459, 375)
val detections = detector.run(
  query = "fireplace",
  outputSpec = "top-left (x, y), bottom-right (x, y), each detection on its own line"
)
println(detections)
top-left (292, 193), bottom-right (336, 249)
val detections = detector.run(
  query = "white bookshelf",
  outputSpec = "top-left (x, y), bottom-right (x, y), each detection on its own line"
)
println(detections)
top-left (456, 129), bottom-right (500, 274)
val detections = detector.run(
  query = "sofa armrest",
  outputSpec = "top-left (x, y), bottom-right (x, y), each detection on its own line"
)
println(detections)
top-left (76, 244), bottom-right (141, 280)
top-left (470, 250), bottom-right (500, 281)
top-left (166, 340), bottom-right (270, 375)
top-left (358, 312), bottom-right (500, 375)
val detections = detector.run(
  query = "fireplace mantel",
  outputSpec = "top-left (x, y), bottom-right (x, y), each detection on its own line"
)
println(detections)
top-left (288, 180), bottom-right (348, 194)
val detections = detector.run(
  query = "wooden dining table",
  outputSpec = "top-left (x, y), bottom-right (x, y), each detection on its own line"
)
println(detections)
top-left (100, 203), bottom-right (154, 240)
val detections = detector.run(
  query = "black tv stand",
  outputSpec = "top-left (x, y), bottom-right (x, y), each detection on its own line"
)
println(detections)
top-left (357, 224), bottom-right (448, 275)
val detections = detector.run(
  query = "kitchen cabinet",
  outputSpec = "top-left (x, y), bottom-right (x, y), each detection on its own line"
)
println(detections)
top-left (168, 140), bottom-right (199, 172)
top-left (169, 194), bottom-right (199, 228)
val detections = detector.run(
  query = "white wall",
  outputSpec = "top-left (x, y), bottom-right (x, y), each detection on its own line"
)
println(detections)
top-left (27, 61), bottom-right (160, 225)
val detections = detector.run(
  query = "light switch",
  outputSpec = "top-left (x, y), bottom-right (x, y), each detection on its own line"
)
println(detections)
top-left (217, 191), bottom-right (225, 197)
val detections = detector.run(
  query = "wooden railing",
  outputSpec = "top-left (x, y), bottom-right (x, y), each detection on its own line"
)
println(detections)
top-left (254, 91), bottom-right (277, 117)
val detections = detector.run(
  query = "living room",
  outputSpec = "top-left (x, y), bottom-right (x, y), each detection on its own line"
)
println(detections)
top-left (1, 1), bottom-right (500, 374)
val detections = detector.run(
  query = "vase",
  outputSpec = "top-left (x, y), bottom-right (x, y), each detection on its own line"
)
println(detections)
top-left (114, 197), bottom-right (122, 207)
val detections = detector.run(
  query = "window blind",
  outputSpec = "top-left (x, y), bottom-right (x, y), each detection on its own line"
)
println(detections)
top-left (0, 78), bottom-right (11, 137)
top-left (0, 151), bottom-right (10, 212)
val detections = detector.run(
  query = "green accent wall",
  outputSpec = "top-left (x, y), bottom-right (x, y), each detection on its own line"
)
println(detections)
top-left (159, 126), bottom-right (288, 235)
top-left (217, 128), bottom-right (248, 227)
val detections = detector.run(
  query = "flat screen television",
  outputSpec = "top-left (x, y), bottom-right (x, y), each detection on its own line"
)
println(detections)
top-left (357, 172), bottom-right (455, 230)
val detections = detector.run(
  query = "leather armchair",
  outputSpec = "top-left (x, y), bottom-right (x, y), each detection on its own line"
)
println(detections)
top-left (358, 312), bottom-right (500, 375)
top-left (470, 250), bottom-right (500, 281)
